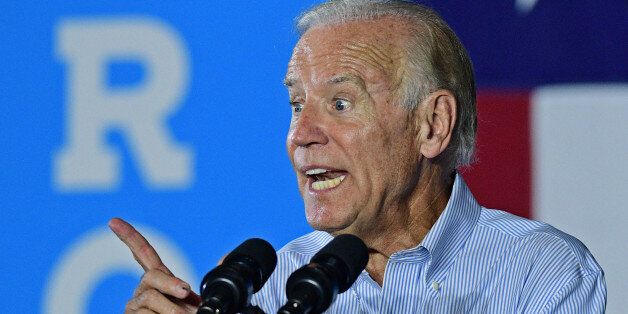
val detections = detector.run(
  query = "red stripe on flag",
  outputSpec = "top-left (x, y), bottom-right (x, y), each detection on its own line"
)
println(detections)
top-left (460, 90), bottom-right (531, 218)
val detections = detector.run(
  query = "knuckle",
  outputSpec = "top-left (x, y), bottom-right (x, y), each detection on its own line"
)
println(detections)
top-left (139, 272), bottom-right (148, 284)
top-left (144, 289), bottom-right (161, 300)
top-left (140, 269), bottom-right (161, 285)
top-left (132, 284), bottom-right (145, 298)
top-left (134, 274), bottom-right (150, 297)
top-left (170, 307), bottom-right (185, 314)
top-left (139, 243), bottom-right (154, 257)
top-left (125, 298), bottom-right (137, 313)
top-left (135, 289), bottom-right (157, 306)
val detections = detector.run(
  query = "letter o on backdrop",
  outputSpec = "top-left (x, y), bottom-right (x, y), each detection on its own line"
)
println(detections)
top-left (42, 224), bottom-right (196, 314)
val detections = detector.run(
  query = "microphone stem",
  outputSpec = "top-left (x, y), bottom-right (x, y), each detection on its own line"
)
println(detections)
top-left (278, 287), bottom-right (319, 314)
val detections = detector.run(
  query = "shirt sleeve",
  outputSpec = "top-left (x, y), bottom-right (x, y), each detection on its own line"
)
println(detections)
top-left (540, 271), bottom-right (606, 314)
top-left (514, 231), bottom-right (607, 314)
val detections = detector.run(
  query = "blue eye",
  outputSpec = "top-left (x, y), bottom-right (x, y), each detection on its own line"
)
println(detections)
top-left (334, 99), bottom-right (350, 111)
top-left (291, 102), bottom-right (303, 113)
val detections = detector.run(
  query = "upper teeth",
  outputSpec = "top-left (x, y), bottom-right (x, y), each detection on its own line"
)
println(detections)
top-left (306, 168), bottom-right (328, 175)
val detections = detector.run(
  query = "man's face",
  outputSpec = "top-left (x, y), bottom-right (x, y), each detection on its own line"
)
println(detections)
top-left (285, 18), bottom-right (424, 236)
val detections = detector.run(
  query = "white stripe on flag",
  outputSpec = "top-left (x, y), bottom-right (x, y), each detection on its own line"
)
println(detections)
top-left (532, 84), bottom-right (628, 314)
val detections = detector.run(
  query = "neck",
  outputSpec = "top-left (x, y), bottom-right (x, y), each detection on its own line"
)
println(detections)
top-left (362, 165), bottom-right (454, 286)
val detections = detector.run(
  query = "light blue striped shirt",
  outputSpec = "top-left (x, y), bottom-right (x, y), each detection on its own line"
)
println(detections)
top-left (252, 174), bottom-right (606, 313)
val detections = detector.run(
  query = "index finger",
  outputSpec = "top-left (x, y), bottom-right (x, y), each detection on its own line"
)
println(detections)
top-left (109, 217), bottom-right (172, 275)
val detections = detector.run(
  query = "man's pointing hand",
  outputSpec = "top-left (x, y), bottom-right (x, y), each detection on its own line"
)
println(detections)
top-left (109, 218), bottom-right (201, 314)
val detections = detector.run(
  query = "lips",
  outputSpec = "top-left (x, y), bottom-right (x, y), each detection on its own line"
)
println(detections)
top-left (303, 167), bottom-right (348, 191)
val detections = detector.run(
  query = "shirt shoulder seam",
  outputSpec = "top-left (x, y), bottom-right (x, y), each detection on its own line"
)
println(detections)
top-left (476, 217), bottom-right (600, 276)
top-left (540, 271), bottom-right (603, 312)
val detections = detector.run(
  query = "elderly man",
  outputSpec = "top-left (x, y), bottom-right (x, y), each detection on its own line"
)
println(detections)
top-left (110, 0), bottom-right (606, 313)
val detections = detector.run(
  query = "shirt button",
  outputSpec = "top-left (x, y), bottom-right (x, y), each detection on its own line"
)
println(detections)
top-left (432, 281), bottom-right (440, 291)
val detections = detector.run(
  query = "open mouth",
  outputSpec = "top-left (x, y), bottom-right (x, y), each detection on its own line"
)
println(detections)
top-left (305, 168), bottom-right (347, 191)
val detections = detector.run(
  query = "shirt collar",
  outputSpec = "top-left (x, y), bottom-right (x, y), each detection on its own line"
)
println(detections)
top-left (418, 172), bottom-right (481, 282)
top-left (320, 173), bottom-right (481, 283)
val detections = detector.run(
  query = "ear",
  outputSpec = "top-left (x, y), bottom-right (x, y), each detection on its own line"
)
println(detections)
top-left (414, 90), bottom-right (457, 159)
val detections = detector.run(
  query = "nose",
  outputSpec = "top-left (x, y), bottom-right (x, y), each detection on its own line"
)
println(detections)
top-left (288, 104), bottom-right (328, 148)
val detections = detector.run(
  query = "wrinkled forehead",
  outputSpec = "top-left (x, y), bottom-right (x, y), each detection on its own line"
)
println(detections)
top-left (285, 17), bottom-right (414, 87)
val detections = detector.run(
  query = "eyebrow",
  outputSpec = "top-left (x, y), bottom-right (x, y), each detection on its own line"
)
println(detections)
top-left (327, 73), bottom-right (366, 89)
top-left (283, 73), bottom-right (367, 89)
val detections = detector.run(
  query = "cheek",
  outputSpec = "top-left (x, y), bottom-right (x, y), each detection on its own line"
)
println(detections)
top-left (335, 127), bottom-right (390, 198)
top-left (286, 132), bottom-right (296, 162)
top-left (353, 121), bottom-right (413, 185)
top-left (353, 124), bottom-right (395, 163)
top-left (286, 141), bottom-right (293, 160)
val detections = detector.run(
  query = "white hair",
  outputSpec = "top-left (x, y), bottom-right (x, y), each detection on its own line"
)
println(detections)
top-left (296, 0), bottom-right (477, 169)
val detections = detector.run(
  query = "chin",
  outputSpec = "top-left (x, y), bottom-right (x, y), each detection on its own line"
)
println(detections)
top-left (305, 204), bottom-right (353, 232)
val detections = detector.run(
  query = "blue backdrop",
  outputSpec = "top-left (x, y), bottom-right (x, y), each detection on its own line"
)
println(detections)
top-left (0, 1), bottom-right (625, 313)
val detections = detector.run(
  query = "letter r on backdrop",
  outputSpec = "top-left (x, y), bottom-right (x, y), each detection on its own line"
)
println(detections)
top-left (53, 17), bottom-right (194, 191)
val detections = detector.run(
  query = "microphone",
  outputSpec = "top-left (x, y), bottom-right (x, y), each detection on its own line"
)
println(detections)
top-left (278, 234), bottom-right (369, 314)
top-left (198, 238), bottom-right (277, 314)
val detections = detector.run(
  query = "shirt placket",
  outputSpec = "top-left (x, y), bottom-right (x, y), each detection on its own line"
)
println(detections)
top-left (378, 251), bottom-right (429, 313)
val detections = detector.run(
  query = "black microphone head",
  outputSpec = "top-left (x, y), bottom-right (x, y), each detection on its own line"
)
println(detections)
top-left (199, 238), bottom-right (277, 314)
top-left (312, 234), bottom-right (368, 292)
top-left (223, 238), bottom-right (277, 291)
